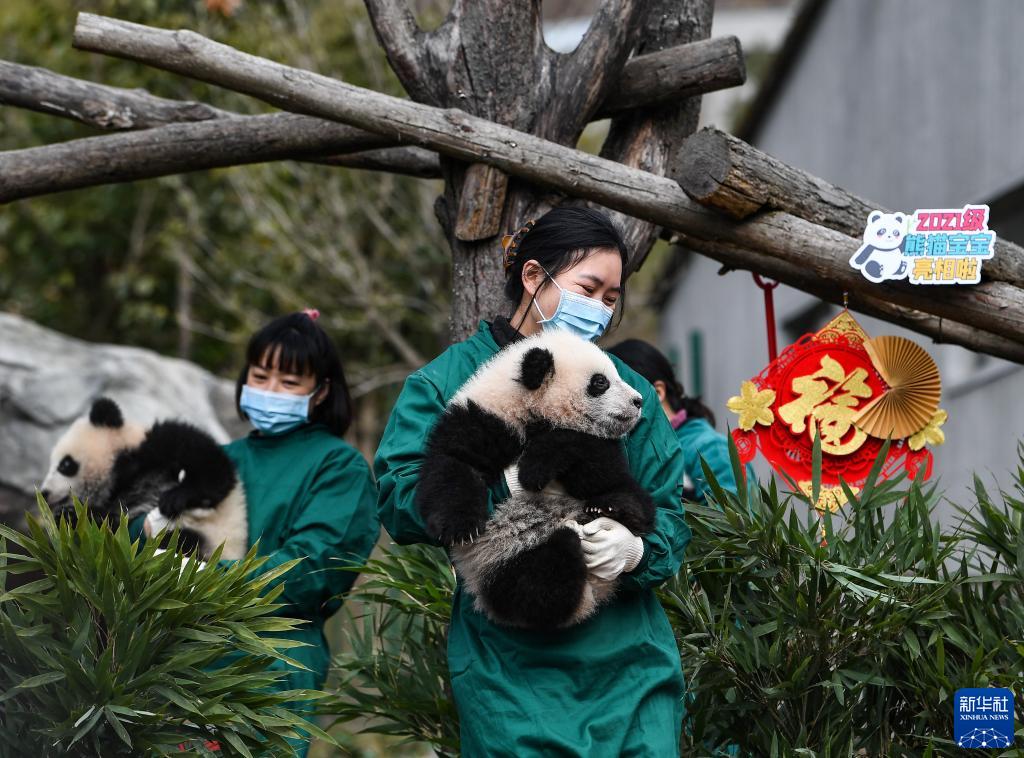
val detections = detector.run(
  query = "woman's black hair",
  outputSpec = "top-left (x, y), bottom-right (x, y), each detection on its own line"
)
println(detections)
top-left (235, 312), bottom-right (353, 437)
top-left (504, 205), bottom-right (629, 325)
top-left (607, 338), bottom-right (716, 426)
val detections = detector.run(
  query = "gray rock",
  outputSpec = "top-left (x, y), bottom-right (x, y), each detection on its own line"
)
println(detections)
top-left (0, 312), bottom-right (250, 528)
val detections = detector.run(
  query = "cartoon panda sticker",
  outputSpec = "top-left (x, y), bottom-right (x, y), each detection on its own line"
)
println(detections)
top-left (850, 210), bottom-right (910, 283)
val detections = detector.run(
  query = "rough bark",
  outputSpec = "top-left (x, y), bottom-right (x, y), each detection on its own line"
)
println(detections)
top-left (597, 35), bottom-right (744, 119)
top-left (0, 34), bottom-right (742, 213)
top-left (690, 239), bottom-right (1024, 364)
top-left (600, 0), bottom-right (718, 271)
top-left (360, 0), bottom-right (647, 340)
top-left (0, 112), bottom-right (434, 203)
top-left (0, 58), bottom-right (230, 128)
top-left (678, 125), bottom-right (1024, 289)
top-left (69, 12), bottom-right (1024, 359)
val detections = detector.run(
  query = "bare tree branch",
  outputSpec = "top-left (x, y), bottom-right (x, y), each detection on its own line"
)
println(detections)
top-left (541, 0), bottom-right (646, 141)
top-left (67, 12), bottom-right (1024, 358)
top-left (321, 145), bottom-right (439, 177)
top-left (1, 39), bottom-right (741, 196)
top-left (361, 0), bottom-right (434, 103)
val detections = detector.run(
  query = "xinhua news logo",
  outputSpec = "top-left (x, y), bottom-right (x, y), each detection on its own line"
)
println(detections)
top-left (954, 688), bottom-right (1015, 749)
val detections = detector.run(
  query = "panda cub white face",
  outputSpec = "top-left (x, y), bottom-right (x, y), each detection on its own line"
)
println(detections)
top-left (454, 330), bottom-right (643, 439)
top-left (39, 398), bottom-right (145, 511)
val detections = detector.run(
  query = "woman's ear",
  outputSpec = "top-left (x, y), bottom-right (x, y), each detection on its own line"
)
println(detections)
top-left (313, 379), bottom-right (330, 407)
top-left (521, 259), bottom-right (546, 297)
top-left (652, 380), bottom-right (668, 403)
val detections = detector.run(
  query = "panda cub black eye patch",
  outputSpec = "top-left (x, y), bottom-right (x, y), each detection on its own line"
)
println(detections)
top-left (57, 455), bottom-right (80, 477)
top-left (588, 373), bottom-right (610, 397)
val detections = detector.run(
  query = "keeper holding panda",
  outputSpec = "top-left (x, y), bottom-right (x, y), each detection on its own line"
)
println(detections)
top-left (39, 310), bottom-right (381, 758)
top-left (376, 206), bottom-right (692, 757)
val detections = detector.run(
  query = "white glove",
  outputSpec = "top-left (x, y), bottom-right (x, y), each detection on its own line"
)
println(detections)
top-left (143, 508), bottom-right (170, 538)
top-left (578, 516), bottom-right (645, 581)
top-left (503, 463), bottom-right (524, 496)
top-left (503, 462), bottom-right (568, 496)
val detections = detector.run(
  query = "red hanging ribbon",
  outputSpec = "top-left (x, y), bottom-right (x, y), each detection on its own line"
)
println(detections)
top-left (752, 273), bottom-right (780, 362)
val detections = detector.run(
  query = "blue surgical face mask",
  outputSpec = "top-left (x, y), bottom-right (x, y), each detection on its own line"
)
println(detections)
top-left (240, 384), bottom-right (317, 436)
top-left (533, 268), bottom-right (615, 342)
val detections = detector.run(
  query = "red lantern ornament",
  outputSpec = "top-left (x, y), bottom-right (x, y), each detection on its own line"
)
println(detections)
top-left (729, 311), bottom-right (942, 512)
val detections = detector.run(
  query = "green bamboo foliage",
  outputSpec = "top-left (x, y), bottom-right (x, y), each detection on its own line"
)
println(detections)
top-left (662, 438), bottom-right (1024, 757)
top-left (326, 545), bottom-right (459, 756)
top-left (326, 444), bottom-right (1024, 757)
top-left (0, 497), bottom-right (334, 756)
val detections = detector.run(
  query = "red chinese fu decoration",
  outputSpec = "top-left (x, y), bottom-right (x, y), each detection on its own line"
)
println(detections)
top-left (728, 311), bottom-right (946, 512)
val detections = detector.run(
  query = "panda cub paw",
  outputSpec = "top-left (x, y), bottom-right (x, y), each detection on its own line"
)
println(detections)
top-left (424, 508), bottom-right (488, 548)
top-left (157, 486), bottom-right (195, 518)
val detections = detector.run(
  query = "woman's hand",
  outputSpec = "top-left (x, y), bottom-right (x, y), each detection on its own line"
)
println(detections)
top-left (578, 516), bottom-right (645, 581)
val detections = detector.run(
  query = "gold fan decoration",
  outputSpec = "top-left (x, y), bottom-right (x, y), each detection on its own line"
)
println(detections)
top-left (852, 336), bottom-right (942, 439)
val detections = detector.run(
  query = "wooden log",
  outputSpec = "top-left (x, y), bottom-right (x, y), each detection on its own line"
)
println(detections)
top-left (0, 112), bottom-right (432, 203)
top-left (67, 13), bottom-right (1024, 358)
top-left (682, 237), bottom-right (1024, 364)
top-left (677, 125), bottom-right (1024, 289)
top-left (0, 59), bottom-right (441, 183)
top-left (0, 33), bottom-right (741, 206)
top-left (597, 35), bottom-right (744, 119)
top-left (600, 0), bottom-right (715, 271)
top-left (322, 145), bottom-right (440, 178)
top-left (454, 163), bottom-right (508, 241)
top-left (0, 59), bottom-right (230, 128)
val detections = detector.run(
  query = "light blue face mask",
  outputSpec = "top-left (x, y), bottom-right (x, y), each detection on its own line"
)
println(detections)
top-left (239, 384), bottom-right (317, 436)
top-left (533, 268), bottom-right (615, 342)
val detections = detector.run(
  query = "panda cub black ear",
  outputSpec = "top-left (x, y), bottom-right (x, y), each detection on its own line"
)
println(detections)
top-left (519, 347), bottom-right (555, 390)
top-left (89, 397), bottom-right (124, 429)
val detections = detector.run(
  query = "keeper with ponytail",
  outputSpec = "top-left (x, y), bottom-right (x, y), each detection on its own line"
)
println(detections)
top-left (607, 338), bottom-right (755, 504)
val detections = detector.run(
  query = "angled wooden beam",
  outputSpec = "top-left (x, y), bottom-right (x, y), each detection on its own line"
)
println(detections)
top-left (0, 59), bottom-right (231, 128)
top-left (0, 59), bottom-right (441, 185)
top-left (677, 125), bottom-right (1024, 290)
top-left (0, 36), bottom-right (743, 201)
top-left (0, 113), bottom-right (438, 203)
top-left (69, 13), bottom-right (1024, 360)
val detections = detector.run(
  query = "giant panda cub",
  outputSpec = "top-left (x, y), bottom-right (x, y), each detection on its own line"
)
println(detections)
top-left (40, 397), bottom-right (248, 560)
top-left (416, 330), bottom-right (655, 630)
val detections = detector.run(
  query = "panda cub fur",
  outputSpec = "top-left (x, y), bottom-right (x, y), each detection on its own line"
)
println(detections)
top-left (416, 330), bottom-right (655, 630)
top-left (41, 397), bottom-right (248, 560)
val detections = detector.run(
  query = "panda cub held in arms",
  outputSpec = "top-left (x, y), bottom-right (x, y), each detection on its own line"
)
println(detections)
top-left (416, 330), bottom-right (655, 630)
top-left (40, 397), bottom-right (248, 560)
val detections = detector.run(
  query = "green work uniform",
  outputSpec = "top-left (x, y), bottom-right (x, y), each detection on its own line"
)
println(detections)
top-left (224, 423), bottom-right (379, 757)
top-left (374, 320), bottom-right (690, 757)
top-left (675, 418), bottom-right (756, 506)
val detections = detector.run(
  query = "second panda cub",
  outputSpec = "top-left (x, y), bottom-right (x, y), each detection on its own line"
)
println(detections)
top-left (124, 419), bottom-right (248, 561)
top-left (42, 398), bottom-right (247, 560)
top-left (416, 330), bottom-right (655, 630)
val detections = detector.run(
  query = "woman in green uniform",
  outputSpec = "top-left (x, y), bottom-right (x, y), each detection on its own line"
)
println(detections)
top-left (607, 339), bottom-right (756, 504)
top-left (226, 309), bottom-right (379, 698)
top-left (375, 207), bottom-right (690, 757)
